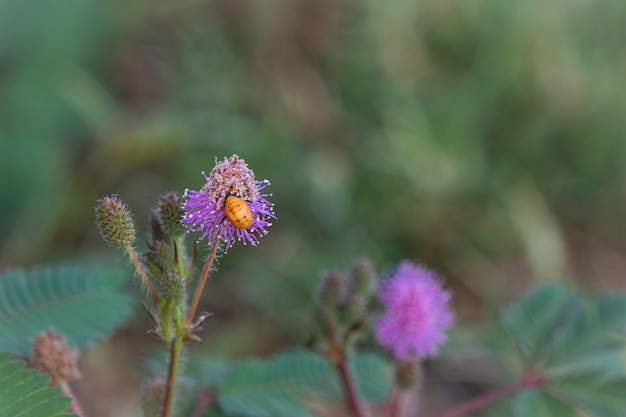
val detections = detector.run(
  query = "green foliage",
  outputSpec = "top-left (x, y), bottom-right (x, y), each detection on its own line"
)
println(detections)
top-left (513, 390), bottom-right (576, 417)
top-left (217, 349), bottom-right (391, 417)
top-left (0, 265), bottom-right (134, 355)
top-left (0, 352), bottom-right (77, 417)
top-left (503, 284), bottom-right (626, 417)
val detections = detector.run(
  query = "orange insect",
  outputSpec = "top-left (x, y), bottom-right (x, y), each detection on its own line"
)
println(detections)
top-left (224, 195), bottom-right (254, 229)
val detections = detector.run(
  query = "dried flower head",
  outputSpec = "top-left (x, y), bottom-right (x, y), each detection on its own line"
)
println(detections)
top-left (30, 330), bottom-right (82, 386)
top-left (182, 154), bottom-right (274, 251)
top-left (374, 261), bottom-right (453, 360)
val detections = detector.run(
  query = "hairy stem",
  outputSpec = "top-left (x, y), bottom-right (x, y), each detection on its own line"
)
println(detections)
top-left (185, 230), bottom-right (221, 327)
top-left (430, 371), bottom-right (544, 417)
top-left (125, 245), bottom-right (159, 306)
top-left (174, 236), bottom-right (187, 280)
top-left (161, 310), bottom-right (185, 417)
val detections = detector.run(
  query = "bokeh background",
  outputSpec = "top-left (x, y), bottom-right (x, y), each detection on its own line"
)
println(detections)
top-left (2, 0), bottom-right (626, 415)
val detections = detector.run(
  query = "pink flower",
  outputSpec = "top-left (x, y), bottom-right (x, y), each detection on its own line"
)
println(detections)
top-left (374, 261), bottom-right (453, 359)
top-left (183, 155), bottom-right (274, 252)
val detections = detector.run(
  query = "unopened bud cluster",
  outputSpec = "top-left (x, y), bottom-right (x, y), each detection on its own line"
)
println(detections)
top-left (95, 191), bottom-right (192, 342)
top-left (95, 195), bottom-right (136, 247)
top-left (309, 258), bottom-right (378, 350)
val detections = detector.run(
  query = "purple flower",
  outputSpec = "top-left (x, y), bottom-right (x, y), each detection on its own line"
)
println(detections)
top-left (374, 261), bottom-right (453, 360)
top-left (183, 154), bottom-right (275, 252)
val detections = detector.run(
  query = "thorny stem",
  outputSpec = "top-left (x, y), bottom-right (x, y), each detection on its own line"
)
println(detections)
top-left (60, 381), bottom-right (85, 417)
top-left (125, 245), bottom-right (159, 306)
top-left (161, 309), bottom-right (185, 417)
top-left (184, 229), bottom-right (221, 327)
top-left (429, 371), bottom-right (545, 417)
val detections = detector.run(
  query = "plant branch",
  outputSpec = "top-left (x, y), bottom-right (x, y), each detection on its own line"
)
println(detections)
top-left (60, 381), bottom-right (85, 417)
top-left (429, 371), bottom-right (544, 417)
top-left (336, 359), bottom-right (367, 417)
top-left (125, 245), bottom-right (159, 306)
top-left (386, 388), bottom-right (402, 417)
top-left (161, 310), bottom-right (185, 417)
top-left (185, 230), bottom-right (221, 327)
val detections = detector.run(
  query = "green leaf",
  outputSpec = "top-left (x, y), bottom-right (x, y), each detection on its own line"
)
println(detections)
top-left (513, 390), bottom-right (576, 417)
top-left (217, 349), bottom-right (391, 417)
top-left (0, 352), bottom-right (77, 417)
top-left (597, 293), bottom-right (626, 333)
top-left (0, 265), bottom-right (134, 355)
top-left (501, 284), bottom-right (572, 364)
top-left (549, 373), bottom-right (626, 417)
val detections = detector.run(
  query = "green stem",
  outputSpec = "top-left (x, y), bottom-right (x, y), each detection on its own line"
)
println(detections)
top-left (161, 310), bottom-right (185, 417)
top-left (125, 245), bottom-right (159, 306)
top-left (185, 230), bottom-right (221, 327)
top-left (174, 236), bottom-right (187, 280)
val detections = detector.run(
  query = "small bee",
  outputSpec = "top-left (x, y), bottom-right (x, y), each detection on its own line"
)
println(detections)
top-left (224, 195), bottom-right (254, 229)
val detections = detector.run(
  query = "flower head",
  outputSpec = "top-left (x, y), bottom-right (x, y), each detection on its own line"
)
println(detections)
top-left (374, 261), bottom-right (453, 360)
top-left (30, 330), bottom-right (82, 386)
top-left (183, 154), bottom-right (274, 251)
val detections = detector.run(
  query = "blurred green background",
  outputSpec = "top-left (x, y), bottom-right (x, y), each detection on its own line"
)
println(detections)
top-left (2, 0), bottom-right (626, 414)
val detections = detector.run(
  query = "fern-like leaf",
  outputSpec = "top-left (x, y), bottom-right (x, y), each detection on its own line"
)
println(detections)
top-left (0, 265), bottom-right (134, 355)
top-left (0, 352), bottom-right (77, 417)
top-left (217, 349), bottom-right (391, 417)
top-left (512, 390), bottom-right (576, 417)
top-left (501, 284), bottom-right (572, 364)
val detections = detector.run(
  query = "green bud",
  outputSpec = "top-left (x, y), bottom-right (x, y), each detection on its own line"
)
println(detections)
top-left (316, 270), bottom-right (347, 307)
top-left (142, 378), bottom-right (165, 417)
top-left (395, 357), bottom-right (422, 390)
top-left (148, 207), bottom-right (166, 242)
top-left (350, 257), bottom-right (377, 298)
top-left (158, 271), bottom-right (185, 341)
top-left (145, 240), bottom-right (175, 275)
top-left (157, 191), bottom-right (186, 238)
top-left (339, 295), bottom-right (367, 328)
top-left (95, 195), bottom-right (136, 247)
top-left (314, 306), bottom-right (335, 340)
top-left (160, 271), bottom-right (186, 304)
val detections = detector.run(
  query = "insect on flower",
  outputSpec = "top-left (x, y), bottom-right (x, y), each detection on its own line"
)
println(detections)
top-left (183, 154), bottom-right (274, 251)
top-left (224, 195), bottom-right (254, 229)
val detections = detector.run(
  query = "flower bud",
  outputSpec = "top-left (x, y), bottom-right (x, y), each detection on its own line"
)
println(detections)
top-left (314, 307), bottom-right (335, 340)
top-left (142, 378), bottom-right (165, 417)
top-left (160, 270), bottom-right (186, 304)
top-left (395, 356), bottom-right (422, 390)
top-left (339, 295), bottom-right (367, 328)
top-left (157, 191), bottom-right (186, 238)
top-left (316, 270), bottom-right (348, 307)
top-left (95, 195), bottom-right (136, 247)
top-left (159, 271), bottom-right (186, 341)
top-left (148, 207), bottom-right (166, 242)
top-left (30, 330), bottom-right (81, 386)
top-left (145, 240), bottom-right (175, 275)
top-left (350, 257), bottom-right (377, 298)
